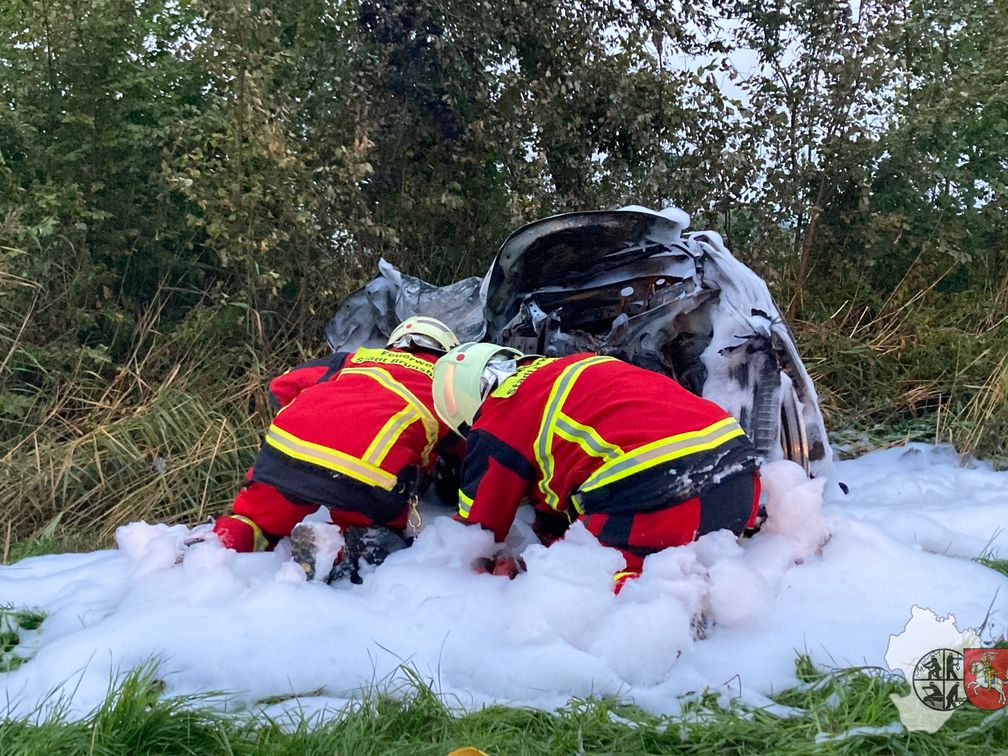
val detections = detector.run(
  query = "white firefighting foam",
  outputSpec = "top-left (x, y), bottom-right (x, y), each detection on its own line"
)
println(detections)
top-left (0, 443), bottom-right (1006, 724)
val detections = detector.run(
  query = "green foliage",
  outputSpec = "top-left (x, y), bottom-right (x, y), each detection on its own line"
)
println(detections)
top-left (1, 659), bottom-right (1007, 754)
top-left (4, 536), bottom-right (83, 563)
top-left (0, 606), bottom-right (45, 672)
top-left (977, 558), bottom-right (1008, 578)
top-left (1, 0), bottom-right (1007, 542)
top-left (1, 0), bottom-right (212, 334)
top-left (2, 7), bottom-right (1006, 751)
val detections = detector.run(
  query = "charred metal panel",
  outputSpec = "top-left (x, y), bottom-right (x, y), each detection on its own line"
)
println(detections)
top-left (326, 260), bottom-right (484, 353)
top-left (324, 207), bottom-right (833, 477)
top-left (485, 210), bottom-right (697, 338)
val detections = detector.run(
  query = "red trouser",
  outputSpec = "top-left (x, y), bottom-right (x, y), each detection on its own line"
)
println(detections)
top-left (583, 471), bottom-right (761, 589)
top-left (214, 472), bottom-right (409, 552)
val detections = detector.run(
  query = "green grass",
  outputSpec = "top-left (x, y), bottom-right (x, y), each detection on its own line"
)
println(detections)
top-left (794, 307), bottom-right (1008, 462)
top-left (0, 606), bottom-right (45, 672)
top-left (5, 535), bottom-right (88, 564)
top-left (1, 661), bottom-right (1006, 755)
top-left (977, 558), bottom-right (1008, 578)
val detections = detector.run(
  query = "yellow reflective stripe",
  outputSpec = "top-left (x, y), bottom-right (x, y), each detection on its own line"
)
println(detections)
top-left (534, 356), bottom-right (617, 510)
top-left (554, 414), bottom-right (623, 515)
top-left (265, 425), bottom-right (398, 490)
top-left (458, 490), bottom-right (474, 519)
top-left (490, 357), bottom-right (553, 398)
top-left (554, 414), bottom-right (623, 460)
top-left (571, 490), bottom-right (587, 513)
top-left (231, 515), bottom-right (268, 551)
top-left (339, 367), bottom-right (439, 465)
top-left (363, 405), bottom-right (418, 465)
top-left (350, 348), bottom-right (435, 377)
top-left (613, 570), bottom-right (639, 582)
top-left (578, 417), bottom-right (745, 494)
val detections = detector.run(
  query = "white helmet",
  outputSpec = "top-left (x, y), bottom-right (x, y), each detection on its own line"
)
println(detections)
top-left (386, 316), bottom-right (459, 353)
top-left (432, 342), bottom-right (523, 433)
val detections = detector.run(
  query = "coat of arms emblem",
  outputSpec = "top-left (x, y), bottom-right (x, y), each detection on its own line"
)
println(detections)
top-left (964, 649), bottom-right (1008, 710)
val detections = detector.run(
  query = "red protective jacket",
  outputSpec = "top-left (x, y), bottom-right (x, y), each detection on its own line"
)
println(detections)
top-left (251, 346), bottom-right (457, 521)
top-left (458, 353), bottom-right (759, 548)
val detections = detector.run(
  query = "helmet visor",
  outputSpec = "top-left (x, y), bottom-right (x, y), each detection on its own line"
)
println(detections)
top-left (389, 333), bottom-right (445, 352)
top-left (480, 358), bottom-right (518, 398)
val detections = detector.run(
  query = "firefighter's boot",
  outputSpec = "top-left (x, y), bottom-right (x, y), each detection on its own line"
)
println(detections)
top-left (290, 522), bottom-right (344, 581)
top-left (326, 526), bottom-right (408, 584)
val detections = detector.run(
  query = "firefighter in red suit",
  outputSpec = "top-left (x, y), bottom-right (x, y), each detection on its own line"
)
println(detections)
top-left (211, 317), bottom-right (461, 581)
top-left (431, 342), bottom-right (761, 590)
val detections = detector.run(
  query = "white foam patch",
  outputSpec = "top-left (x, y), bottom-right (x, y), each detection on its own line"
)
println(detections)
top-left (0, 443), bottom-right (1006, 722)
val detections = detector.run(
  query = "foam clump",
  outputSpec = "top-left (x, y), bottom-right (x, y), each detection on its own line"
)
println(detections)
top-left (760, 460), bottom-right (830, 559)
top-left (114, 521), bottom-right (190, 575)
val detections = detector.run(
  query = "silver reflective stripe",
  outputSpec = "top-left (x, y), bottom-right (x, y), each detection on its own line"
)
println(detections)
top-left (578, 417), bottom-right (745, 494)
top-left (264, 425), bottom-right (398, 490)
top-left (339, 367), bottom-right (439, 465)
top-left (554, 415), bottom-right (622, 460)
top-left (362, 406), bottom-right (418, 465)
top-left (534, 356), bottom-right (617, 509)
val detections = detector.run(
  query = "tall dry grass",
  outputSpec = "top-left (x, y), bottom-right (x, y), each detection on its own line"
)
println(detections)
top-left (0, 291), bottom-right (282, 550)
top-left (793, 265), bottom-right (1008, 459)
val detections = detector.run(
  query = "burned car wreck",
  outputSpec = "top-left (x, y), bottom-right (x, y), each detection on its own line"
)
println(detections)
top-left (325, 206), bottom-right (832, 478)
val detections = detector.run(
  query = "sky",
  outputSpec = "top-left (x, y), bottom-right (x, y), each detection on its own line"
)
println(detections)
top-left (0, 442), bottom-right (1006, 726)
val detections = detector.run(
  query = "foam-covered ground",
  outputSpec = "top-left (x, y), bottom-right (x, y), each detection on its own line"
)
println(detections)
top-left (1, 443), bottom-right (1006, 723)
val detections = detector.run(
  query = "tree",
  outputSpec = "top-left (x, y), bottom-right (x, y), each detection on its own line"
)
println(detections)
top-left (727, 0), bottom-right (903, 316)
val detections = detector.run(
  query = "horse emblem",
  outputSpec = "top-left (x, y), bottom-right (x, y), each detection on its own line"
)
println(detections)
top-left (964, 649), bottom-right (1008, 710)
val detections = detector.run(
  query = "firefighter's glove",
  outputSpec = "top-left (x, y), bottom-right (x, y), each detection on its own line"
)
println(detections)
top-left (183, 520), bottom-right (217, 548)
top-left (433, 453), bottom-right (463, 505)
top-left (174, 520), bottom-right (218, 564)
top-left (532, 508), bottom-right (572, 547)
top-left (473, 550), bottom-right (526, 579)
